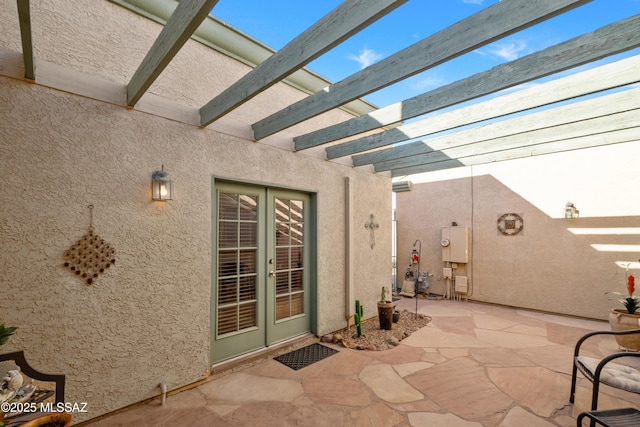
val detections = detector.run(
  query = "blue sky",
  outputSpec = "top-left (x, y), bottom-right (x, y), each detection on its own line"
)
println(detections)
top-left (212, 0), bottom-right (640, 108)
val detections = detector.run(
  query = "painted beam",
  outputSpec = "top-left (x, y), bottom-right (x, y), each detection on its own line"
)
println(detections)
top-left (199, 0), bottom-right (407, 127)
top-left (16, 0), bottom-right (35, 80)
top-left (126, 0), bottom-right (220, 106)
top-left (251, 0), bottom-right (592, 140)
top-left (364, 86), bottom-right (640, 174)
top-left (390, 126), bottom-right (640, 177)
top-left (352, 56), bottom-right (640, 166)
top-left (323, 15), bottom-right (640, 158)
top-left (377, 109), bottom-right (640, 172)
top-left (112, 0), bottom-right (377, 118)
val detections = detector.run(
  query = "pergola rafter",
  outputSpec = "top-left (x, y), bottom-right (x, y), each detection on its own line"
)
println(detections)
top-left (199, 0), bottom-right (408, 127)
top-left (251, 0), bottom-right (592, 140)
top-left (321, 15), bottom-right (640, 160)
top-left (351, 55), bottom-right (640, 167)
top-left (16, 0), bottom-right (34, 80)
top-left (6, 0), bottom-right (639, 177)
top-left (127, 0), bottom-right (220, 107)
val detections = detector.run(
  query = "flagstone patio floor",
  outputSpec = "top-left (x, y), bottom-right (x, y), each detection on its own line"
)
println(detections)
top-left (83, 299), bottom-right (640, 426)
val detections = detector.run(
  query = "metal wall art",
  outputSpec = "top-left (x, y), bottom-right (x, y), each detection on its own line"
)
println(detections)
top-left (63, 205), bottom-right (116, 284)
top-left (364, 214), bottom-right (379, 249)
top-left (497, 213), bottom-right (523, 236)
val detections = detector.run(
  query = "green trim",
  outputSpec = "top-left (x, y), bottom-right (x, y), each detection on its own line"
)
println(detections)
top-left (108, 0), bottom-right (377, 117)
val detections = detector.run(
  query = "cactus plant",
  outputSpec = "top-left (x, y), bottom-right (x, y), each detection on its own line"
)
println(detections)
top-left (354, 300), bottom-right (363, 337)
top-left (0, 324), bottom-right (17, 346)
top-left (380, 286), bottom-right (387, 303)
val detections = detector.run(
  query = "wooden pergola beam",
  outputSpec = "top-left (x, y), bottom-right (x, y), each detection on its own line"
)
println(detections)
top-left (251, 0), bottom-right (592, 140)
top-left (16, 0), bottom-right (35, 80)
top-left (323, 15), bottom-right (640, 159)
top-left (127, 0), bottom-right (220, 107)
top-left (390, 126), bottom-right (640, 177)
top-left (199, 0), bottom-right (407, 127)
top-left (379, 108), bottom-right (640, 172)
top-left (367, 86), bottom-right (640, 175)
top-left (351, 55), bottom-right (640, 166)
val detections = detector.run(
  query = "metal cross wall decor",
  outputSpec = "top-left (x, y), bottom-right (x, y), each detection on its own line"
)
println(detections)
top-left (364, 214), bottom-right (379, 249)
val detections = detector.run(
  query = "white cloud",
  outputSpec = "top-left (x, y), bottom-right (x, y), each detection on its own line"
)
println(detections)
top-left (463, 0), bottom-right (483, 4)
top-left (408, 75), bottom-right (446, 92)
top-left (348, 47), bottom-right (383, 69)
top-left (488, 40), bottom-right (527, 61)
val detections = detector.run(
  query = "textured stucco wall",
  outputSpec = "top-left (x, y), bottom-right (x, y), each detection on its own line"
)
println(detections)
top-left (0, 1), bottom-right (392, 423)
top-left (396, 142), bottom-right (640, 320)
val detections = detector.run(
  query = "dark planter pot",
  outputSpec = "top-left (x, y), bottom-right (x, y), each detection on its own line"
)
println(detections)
top-left (377, 301), bottom-right (394, 330)
top-left (392, 310), bottom-right (400, 323)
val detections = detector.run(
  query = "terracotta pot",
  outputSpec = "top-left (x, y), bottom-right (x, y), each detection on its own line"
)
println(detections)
top-left (377, 301), bottom-right (394, 330)
top-left (608, 308), bottom-right (640, 351)
top-left (21, 413), bottom-right (72, 427)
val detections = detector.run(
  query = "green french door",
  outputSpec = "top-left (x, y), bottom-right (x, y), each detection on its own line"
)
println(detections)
top-left (211, 182), bottom-right (311, 363)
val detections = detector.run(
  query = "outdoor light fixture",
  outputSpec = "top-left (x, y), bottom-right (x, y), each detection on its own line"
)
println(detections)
top-left (151, 165), bottom-right (173, 201)
top-left (564, 201), bottom-right (579, 219)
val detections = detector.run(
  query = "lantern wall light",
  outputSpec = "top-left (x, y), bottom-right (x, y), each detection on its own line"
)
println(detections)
top-left (151, 165), bottom-right (173, 201)
top-left (564, 201), bottom-right (579, 219)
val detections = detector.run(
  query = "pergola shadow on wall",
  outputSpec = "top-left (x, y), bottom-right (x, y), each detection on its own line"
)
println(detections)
top-left (6, 0), bottom-right (640, 174)
top-left (394, 149), bottom-right (640, 321)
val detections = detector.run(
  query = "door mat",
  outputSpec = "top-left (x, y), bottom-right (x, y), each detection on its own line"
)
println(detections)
top-left (274, 343), bottom-right (338, 370)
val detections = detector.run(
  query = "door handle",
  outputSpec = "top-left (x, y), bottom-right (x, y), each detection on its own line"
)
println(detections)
top-left (269, 271), bottom-right (276, 277)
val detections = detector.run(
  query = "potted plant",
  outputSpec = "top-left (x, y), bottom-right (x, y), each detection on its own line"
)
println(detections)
top-left (377, 287), bottom-right (394, 330)
top-left (0, 325), bottom-right (17, 348)
top-left (607, 273), bottom-right (640, 350)
top-left (0, 324), bottom-right (17, 427)
top-left (392, 310), bottom-right (401, 323)
top-left (20, 413), bottom-right (72, 427)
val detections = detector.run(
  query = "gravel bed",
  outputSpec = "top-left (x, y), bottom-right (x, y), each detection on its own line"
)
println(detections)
top-left (323, 308), bottom-right (430, 351)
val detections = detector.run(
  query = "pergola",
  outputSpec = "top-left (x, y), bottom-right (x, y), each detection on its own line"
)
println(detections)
top-left (12, 0), bottom-right (640, 177)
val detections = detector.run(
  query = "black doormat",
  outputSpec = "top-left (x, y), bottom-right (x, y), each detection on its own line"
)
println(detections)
top-left (274, 343), bottom-right (338, 370)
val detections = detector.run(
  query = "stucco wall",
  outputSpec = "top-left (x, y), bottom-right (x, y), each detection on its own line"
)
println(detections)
top-left (396, 142), bottom-right (640, 320)
top-left (0, 1), bottom-right (391, 422)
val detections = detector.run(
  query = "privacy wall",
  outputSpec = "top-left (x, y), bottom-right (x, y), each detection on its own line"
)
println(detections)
top-left (396, 141), bottom-right (640, 320)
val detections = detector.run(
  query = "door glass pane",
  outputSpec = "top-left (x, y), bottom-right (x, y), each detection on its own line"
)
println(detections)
top-left (273, 198), bottom-right (305, 321)
top-left (275, 296), bottom-right (289, 321)
top-left (291, 270), bottom-right (303, 292)
top-left (239, 302), bottom-right (257, 329)
top-left (291, 293), bottom-right (304, 316)
top-left (239, 195), bottom-right (257, 220)
top-left (217, 191), bottom-right (258, 336)
top-left (275, 272), bottom-right (289, 295)
top-left (290, 222), bottom-right (304, 245)
top-left (275, 246), bottom-right (289, 270)
top-left (218, 223), bottom-right (238, 248)
top-left (218, 277), bottom-right (236, 305)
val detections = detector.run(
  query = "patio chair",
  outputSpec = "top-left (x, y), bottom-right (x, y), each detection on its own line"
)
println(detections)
top-left (570, 329), bottom-right (640, 411)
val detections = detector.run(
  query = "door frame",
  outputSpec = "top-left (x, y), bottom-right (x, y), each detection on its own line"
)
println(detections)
top-left (210, 178), bottom-right (318, 365)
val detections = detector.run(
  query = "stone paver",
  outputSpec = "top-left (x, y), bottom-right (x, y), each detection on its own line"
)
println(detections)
top-left (407, 356), bottom-right (513, 419)
top-left (499, 406), bottom-right (556, 427)
top-left (197, 372), bottom-right (303, 403)
top-left (408, 412), bottom-right (483, 426)
top-left (488, 366), bottom-right (569, 417)
top-left (303, 376), bottom-right (370, 406)
top-left (393, 361), bottom-right (433, 377)
top-left (86, 299), bottom-right (640, 427)
top-left (359, 364), bottom-right (423, 403)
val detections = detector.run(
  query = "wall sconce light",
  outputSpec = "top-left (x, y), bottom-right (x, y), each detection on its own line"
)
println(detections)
top-left (151, 166), bottom-right (173, 201)
top-left (564, 201), bottom-right (579, 219)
